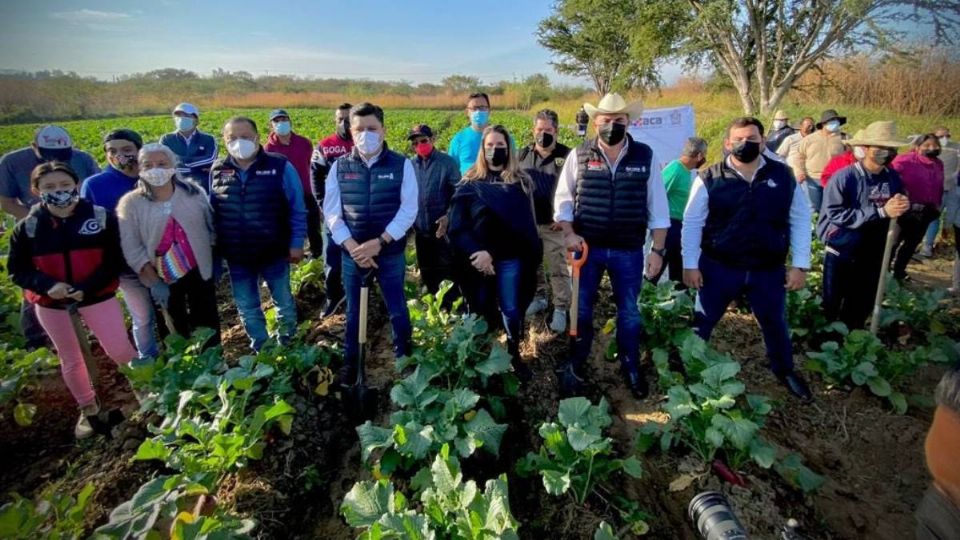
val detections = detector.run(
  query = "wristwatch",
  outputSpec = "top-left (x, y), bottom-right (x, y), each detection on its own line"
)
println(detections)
top-left (651, 247), bottom-right (667, 257)
top-left (378, 235), bottom-right (389, 247)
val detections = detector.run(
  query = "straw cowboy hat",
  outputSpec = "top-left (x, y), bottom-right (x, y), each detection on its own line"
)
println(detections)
top-left (583, 93), bottom-right (644, 119)
top-left (773, 110), bottom-right (789, 121)
top-left (845, 121), bottom-right (911, 148)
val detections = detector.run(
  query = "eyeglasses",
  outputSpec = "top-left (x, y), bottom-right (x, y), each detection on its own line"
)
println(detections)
top-left (467, 106), bottom-right (490, 112)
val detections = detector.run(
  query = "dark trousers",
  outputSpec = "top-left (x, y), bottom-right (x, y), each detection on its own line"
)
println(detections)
top-left (892, 206), bottom-right (940, 279)
top-left (822, 233), bottom-right (886, 330)
top-left (20, 299), bottom-right (49, 349)
top-left (414, 231), bottom-right (461, 304)
top-left (342, 251), bottom-right (411, 364)
top-left (694, 257), bottom-right (793, 375)
top-left (167, 268), bottom-right (221, 346)
top-left (649, 219), bottom-right (686, 287)
top-left (322, 226), bottom-right (344, 302)
top-left (461, 258), bottom-right (523, 351)
top-left (305, 197), bottom-right (324, 260)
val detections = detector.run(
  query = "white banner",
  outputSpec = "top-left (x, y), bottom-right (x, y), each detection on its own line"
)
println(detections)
top-left (627, 105), bottom-right (696, 170)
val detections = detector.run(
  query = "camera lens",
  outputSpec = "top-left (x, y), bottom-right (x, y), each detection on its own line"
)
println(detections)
top-left (688, 491), bottom-right (748, 540)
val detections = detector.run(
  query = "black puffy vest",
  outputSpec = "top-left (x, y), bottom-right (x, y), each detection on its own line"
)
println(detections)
top-left (336, 146), bottom-right (406, 255)
top-left (210, 150), bottom-right (291, 265)
top-left (573, 136), bottom-right (651, 249)
top-left (700, 158), bottom-right (795, 270)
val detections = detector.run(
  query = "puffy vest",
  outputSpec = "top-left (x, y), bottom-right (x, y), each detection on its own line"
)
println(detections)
top-left (210, 150), bottom-right (291, 265)
top-left (573, 137), bottom-right (651, 249)
top-left (336, 147), bottom-right (407, 255)
top-left (700, 159), bottom-right (795, 270)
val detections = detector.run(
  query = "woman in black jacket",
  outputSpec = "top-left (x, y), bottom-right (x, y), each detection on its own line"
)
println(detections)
top-left (448, 125), bottom-right (542, 380)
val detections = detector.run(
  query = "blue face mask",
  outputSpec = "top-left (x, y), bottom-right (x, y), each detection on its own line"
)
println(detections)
top-left (274, 121), bottom-right (292, 136)
top-left (825, 120), bottom-right (840, 133)
top-left (174, 116), bottom-right (195, 132)
top-left (470, 110), bottom-right (490, 127)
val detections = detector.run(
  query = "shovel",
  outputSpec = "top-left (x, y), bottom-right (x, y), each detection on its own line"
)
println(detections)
top-left (869, 218), bottom-right (900, 336)
top-left (559, 242), bottom-right (589, 397)
top-left (345, 268), bottom-right (379, 421)
top-left (66, 297), bottom-right (124, 436)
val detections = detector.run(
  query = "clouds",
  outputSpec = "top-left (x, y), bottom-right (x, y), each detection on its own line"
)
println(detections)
top-left (50, 9), bottom-right (130, 22)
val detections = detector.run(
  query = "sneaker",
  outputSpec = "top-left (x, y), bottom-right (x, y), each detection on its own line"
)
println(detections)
top-left (525, 296), bottom-right (548, 317)
top-left (777, 371), bottom-right (813, 403)
top-left (549, 309), bottom-right (567, 333)
top-left (75, 400), bottom-right (100, 440)
top-left (321, 294), bottom-right (345, 318)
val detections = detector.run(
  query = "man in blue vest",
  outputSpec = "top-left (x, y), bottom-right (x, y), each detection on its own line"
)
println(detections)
top-left (682, 117), bottom-right (813, 402)
top-left (323, 103), bottom-right (418, 387)
top-left (160, 103), bottom-right (218, 187)
top-left (554, 94), bottom-right (671, 399)
top-left (209, 117), bottom-right (306, 351)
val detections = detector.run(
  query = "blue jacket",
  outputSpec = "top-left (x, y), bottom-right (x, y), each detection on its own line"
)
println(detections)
top-left (817, 162), bottom-right (904, 250)
top-left (159, 130), bottom-right (218, 186)
top-left (80, 165), bottom-right (137, 215)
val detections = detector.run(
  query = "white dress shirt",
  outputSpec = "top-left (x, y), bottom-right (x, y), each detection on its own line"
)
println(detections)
top-left (553, 141), bottom-right (671, 230)
top-left (681, 155), bottom-right (812, 270)
top-left (322, 149), bottom-right (419, 246)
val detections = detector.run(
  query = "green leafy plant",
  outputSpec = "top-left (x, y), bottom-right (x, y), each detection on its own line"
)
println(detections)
top-left (785, 288), bottom-right (847, 340)
top-left (878, 278), bottom-right (956, 339)
top-left (605, 281), bottom-right (695, 360)
top-left (290, 257), bottom-right (325, 295)
top-left (0, 483), bottom-right (93, 539)
top-left (0, 345), bottom-right (58, 426)
top-left (341, 444), bottom-right (520, 539)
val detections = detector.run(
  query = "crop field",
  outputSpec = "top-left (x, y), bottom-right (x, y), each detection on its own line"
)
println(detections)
top-left (1, 108), bottom-right (959, 539)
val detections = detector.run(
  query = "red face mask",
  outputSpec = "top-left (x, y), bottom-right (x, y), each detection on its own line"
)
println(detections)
top-left (415, 142), bottom-right (433, 158)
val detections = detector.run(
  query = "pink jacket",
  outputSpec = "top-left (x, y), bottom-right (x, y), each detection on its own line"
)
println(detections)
top-left (892, 151), bottom-right (944, 208)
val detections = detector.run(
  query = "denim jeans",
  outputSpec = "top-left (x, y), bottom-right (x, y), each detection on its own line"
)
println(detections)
top-left (694, 257), bottom-right (793, 375)
top-left (228, 258), bottom-right (298, 351)
top-left (342, 250), bottom-right (411, 364)
top-left (805, 181), bottom-right (824, 214)
top-left (322, 224), bottom-right (344, 302)
top-left (464, 258), bottom-right (523, 346)
top-left (119, 272), bottom-right (160, 359)
top-left (573, 247), bottom-right (645, 372)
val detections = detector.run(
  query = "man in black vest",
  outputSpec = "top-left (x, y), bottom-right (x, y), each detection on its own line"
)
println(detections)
top-left (209, 117), bottom-right (307, 352)
top-left (682, 117), bottom-right (813, 402)
top-left (322, 103), bottom-right (418, 387)
top-left (519, 109), bottom-right (572, 333)
top-left (554, 94), bottom-right (671, 399)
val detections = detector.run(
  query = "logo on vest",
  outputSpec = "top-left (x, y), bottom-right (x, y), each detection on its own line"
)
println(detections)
top-left (343, 173), bottom-right (361, 180)
top-left (78, 218), bottom-right (102, 235)
top-left (219, 169), bottom-right (236, 178)
top-left (587, 160), bottom-right (603, 171)
top-left (376, 173), bottom-right (395, 180)
top-left (255, 169), bottom-right (277, 176)
top-left (555, 157), bottom-right (566, 168)
top-left (199, 146), bottom-right (205, 151)
top-left (624, 166), bottom-right (647, 174)
top-left (765, 179), bottom-right (777, 188)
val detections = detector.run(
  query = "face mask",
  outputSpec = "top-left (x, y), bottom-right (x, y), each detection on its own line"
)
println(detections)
top-left (414, 142), bottom-right (433, 159)
top-left (337, 119), bottom-right (351, 139)
top-left (939, 136), bottom-right (949, 147)
top-left (922, 148), bottom-right (941, 159)
top-left (731, 140), bottom-right (761, 163)
top-left (274, 121), bottom-right (291, 136)
top-left (536, 132), bottom-right (555, 148)
top-left (141, 167), bottom-right (176, 187)
top-left (873, 148), bottom-right (896, 166)
top-left (773, 120), bottom-right (787, 130)
top-left (825, 120), bottom-right (841, 133)
top-left (109, 153), bottom-right (138, 171)
top-left (470, 110), bottom-right (490, 127)
top-left (695, 157), bottom-right (707, 170)
top-left (598, 122), bottom-right (627, 145)
top-left (485, 147), bottom-right (508, 168)
top-left (227, 139), bottom-right (258, 160)
top-left (41, 188), bottom-right (79, 208)
top-left (38, 147), bottom-right (73, 163)
top-left (174, 116), bottom-right (195, 132)
top-left (355, 131), bottom-right (382, 155)
top-left (853, 146), bottom-right (866, 160)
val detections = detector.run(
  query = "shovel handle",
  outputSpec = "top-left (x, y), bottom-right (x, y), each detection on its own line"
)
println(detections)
top-left (566, 242), bottom-right (589, 278)
top-left (358, 269), bottom-right (375, 345)
top-left (567, 242), bottom-right (588, 338)
top-left (870, 218), bottom-right (899, 336)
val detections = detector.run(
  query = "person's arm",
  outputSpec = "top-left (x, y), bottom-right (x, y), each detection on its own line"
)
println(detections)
top-left (79, 178), bottom-right (96, 205)
top-left (74, 215), bottom-right (123, 295)
top-left (0, 196), bottom-right (28, 220)
top-left (446, 187), bottom-right (484, 256)
top-left (310, 147), bottom-right (329, 207)
top-left (821, 171), bottom-right (882, 229)
top-left (183, 134), bottom-right (218, 169)
top-left (381, 159), bottom-right (419, 243)
top-left (8, 222), bottom-right (59, 294)
top-left (646, 154), bottom-right (671, 234)
top-left (788, 182), bottom-right (813, 269)
top-left (0, 157), bottom-right (29, 220)
top-left (322, 161), bottom-right (352, 246)
top-left (553, 152), bottom-right (578, 223)
top-left (790, 138), bottom-right (808, 181)
top-left (681, 176), bottom-right (709, 269)
top-left (116, 197), bottom-right (152, 275)
top-left (281, 161), bottom-right (307, 250)
top-left (776, 136), bottom-right (792, 158)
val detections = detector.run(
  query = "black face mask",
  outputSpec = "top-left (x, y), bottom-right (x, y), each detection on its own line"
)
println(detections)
top-left (485, 147), bottom-right (508, 168)
top-left (598, 122), bottom-right (627, 145)
top-left (336, 119), bottom-right (351, 140)
top-left (38, 147), bottom-right (73, 163)
top-left (923, 149), bottom-right (941, 159)
top-left (536, 132), bottom-right (555, 148)
top-left (873, 149), bottom-right (896, 166)
top-left (731, 140), bottom-right (761, 163)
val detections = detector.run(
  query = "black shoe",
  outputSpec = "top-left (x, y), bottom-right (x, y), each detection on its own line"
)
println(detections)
top-left (777, 371), bottom-right (813, 403)
top-left (321, 294), bottom-right (345, 318)
top-left (335, 363), bottom-right (358, 389)
top-left (624, 370), bottom-right (649, 400)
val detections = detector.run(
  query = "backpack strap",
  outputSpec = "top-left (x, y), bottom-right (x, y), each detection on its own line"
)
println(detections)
top-left (24, 216), bottom-right (37, 239)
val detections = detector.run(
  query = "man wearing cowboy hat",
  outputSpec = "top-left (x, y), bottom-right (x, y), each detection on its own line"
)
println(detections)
top-left (683, 116), bottom-right (814, 402)
top-left (553, 93), bottom-right (671, 399)
top-left (766, 110), bottom-right (795, 153)
top-left (791, 109), bottom-right (847, 213)
top-left (817, 121), bottom-right (911, 330)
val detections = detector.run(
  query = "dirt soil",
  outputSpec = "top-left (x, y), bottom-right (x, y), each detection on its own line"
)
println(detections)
top-left (2, 252), bottom-right (956, 539)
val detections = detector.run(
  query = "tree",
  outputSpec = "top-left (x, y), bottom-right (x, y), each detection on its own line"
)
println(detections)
top-left (537, 0), bottom-right (683, 95)
top-left (679, 1), bottom-right (960, 115)
top-left (441, 74), bottom-right (482, 94)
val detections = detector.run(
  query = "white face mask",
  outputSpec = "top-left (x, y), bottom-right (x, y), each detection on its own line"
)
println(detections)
top-left (174, 116), bottom-right (195, 132)
top-left (227, 139), bottom-right (258, 160)
top-left (940, 137), bottom-right (950, 148)
top-left (354, 130), bottom-right (382, 155)
top-left (773, 120), bottom-right (786, 130)
top-left (853, 146), bottom-right (866, 160)
top-left (141, 167), bottom-right (176, 187)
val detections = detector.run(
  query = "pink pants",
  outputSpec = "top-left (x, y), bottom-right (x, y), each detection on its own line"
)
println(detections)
top-left (35, 298), bottom-right (137, 407)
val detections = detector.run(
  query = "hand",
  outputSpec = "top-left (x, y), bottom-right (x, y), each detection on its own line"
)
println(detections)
top-left (288, 248), bottom-right (305, 264)
top-left (435, 216), bottom-right (449, 238)
top-left (47, 282), bottom-right (72, 300)
top-left (149, 281), bottom-right (171, 309)
top-left (564, 232), bottom-right (585, 252)
top-left (645, 251), bottom-right (663, 280)
top-left (785, 268), bottom-right (807, 291)
top-left (796, 174), bottom-right (807, 184)
top-left (350, 239), bottom-right (382, 269)
top-left (883, 194), bottom-right (910, 218)
top-left (683, 269), bottom-right (704, 289)
top-left (470, 251), bottom-right (495, 275)
top-left (549, 222), bottom-right (563, 232)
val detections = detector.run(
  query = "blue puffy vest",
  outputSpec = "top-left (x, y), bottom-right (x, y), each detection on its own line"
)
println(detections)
top-left (336, 147), bottom-right (407, 255)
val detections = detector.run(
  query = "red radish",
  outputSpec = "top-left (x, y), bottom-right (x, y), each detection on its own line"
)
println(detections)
top-left (712, 459), bottom-right (747, 487)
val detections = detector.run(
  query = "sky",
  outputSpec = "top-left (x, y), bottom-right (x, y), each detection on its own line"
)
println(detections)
top-left (0, 0), bottom-right (685, 86)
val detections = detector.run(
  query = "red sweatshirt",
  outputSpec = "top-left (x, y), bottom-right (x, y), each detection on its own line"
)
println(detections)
top-left (820, 150), bottom-right (858, 187)
top-left (265, 131), bottom-right (314, 196)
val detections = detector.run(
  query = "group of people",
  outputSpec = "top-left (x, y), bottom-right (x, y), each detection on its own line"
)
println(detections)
top-left (2, 91), bottom-right (958, 440)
